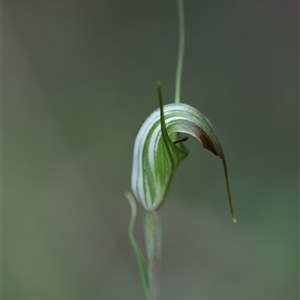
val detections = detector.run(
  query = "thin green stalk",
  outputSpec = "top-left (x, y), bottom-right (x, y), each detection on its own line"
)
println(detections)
top-left (144, 211), bottom-right (162, 300)
top-left (175, 0), bottom-right (185, 104)
top-left (125, 192), bottom-right (151, 300)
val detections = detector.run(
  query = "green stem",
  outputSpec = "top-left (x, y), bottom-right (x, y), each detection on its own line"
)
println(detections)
top-left (125, 192), bottom-right (151, 300)
top-left (175, 0), bottom-right (185, 104)
top-left (144, 211), bottom-right (162, 300)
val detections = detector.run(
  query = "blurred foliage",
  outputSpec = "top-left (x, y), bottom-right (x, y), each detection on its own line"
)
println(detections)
top-left (3, 1), bottom-right (298, 299)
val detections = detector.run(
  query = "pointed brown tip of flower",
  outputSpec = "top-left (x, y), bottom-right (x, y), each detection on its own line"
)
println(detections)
top-left (198, 129), bottom-right (218, 156)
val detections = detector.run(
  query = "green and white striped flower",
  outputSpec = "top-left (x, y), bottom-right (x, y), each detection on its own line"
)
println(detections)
top-left (131, 93), bottom-right (236, 221)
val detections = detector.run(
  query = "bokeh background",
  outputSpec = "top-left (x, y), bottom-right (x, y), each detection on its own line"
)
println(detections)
top-left (3, 1), bottom-right (298, 299)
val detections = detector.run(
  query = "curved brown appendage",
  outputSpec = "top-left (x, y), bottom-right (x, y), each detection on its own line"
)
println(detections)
top-left (173, 136), bottom-right (189, 145)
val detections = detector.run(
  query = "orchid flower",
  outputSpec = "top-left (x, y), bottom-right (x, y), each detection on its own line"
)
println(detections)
top-left (131, 84), bottom-right (235, 221)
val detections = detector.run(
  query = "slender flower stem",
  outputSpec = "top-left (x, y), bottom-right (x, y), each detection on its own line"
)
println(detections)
top-left (144, 211), bottom-right (162, 300)
top-left (175, 0), bottom-right (185, 104)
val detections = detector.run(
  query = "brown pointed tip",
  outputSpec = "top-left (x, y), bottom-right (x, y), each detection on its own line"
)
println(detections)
top-left (198, 129), bottom-right (218, 156)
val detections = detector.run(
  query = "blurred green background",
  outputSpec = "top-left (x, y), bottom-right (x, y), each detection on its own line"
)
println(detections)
top-left (3, 1), bottom-right (298, 299)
